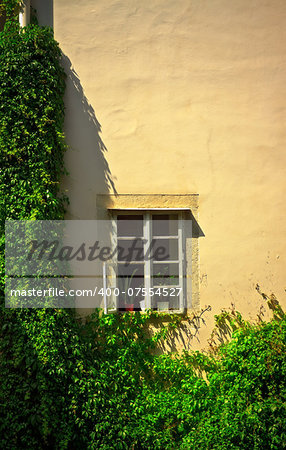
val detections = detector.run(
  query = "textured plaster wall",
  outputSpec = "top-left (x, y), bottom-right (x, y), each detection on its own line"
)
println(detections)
top-left (53, 0), bottom-right (286, 349)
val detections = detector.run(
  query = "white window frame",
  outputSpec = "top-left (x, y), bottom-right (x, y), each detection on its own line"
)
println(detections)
top-left (104, 209), bottom-right (187, 314)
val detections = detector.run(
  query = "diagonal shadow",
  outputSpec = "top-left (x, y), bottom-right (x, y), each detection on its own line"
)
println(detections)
top-left (60, 54), bottom-right (117, 219)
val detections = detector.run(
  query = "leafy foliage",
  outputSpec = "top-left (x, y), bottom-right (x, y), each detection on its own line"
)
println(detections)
top-left (133, 301), bottom-right (286, 450)
top-left (0, 18), bottom-right (67, 224)
top-left (0, 2), bottom-right (285, 449)
top-left (1, 293), bottom-right (285, 449)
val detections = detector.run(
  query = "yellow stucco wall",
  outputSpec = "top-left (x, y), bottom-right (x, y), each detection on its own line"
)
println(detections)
top-left (51, 0), bottom-right (286, 349)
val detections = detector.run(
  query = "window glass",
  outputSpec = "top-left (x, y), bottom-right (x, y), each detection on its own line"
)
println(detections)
top-left (117, 263), bottom-right (145, 310)
top-left (117, 215), bottom-right (143, 237)
top-left (153, 293), bottom-right (180, 311)
top-left (152, 214), bottom-right (178, 236)
top-left (150, 238), bottom-right (179, 261)
top-left (114, 212), bottom-right (184, 312)
top-left (152, 262), bottom-right (179, 286)
top-left (117, 238), bottom-right (145, 262)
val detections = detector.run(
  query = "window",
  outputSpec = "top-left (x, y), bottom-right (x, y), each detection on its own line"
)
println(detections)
top-left (104, 210), bottom-right (188, 313)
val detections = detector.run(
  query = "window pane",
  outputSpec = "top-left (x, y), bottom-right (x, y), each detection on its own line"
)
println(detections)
top-left (117, 238), bottom-right (144, 261)
top-left (151, 238), bottom-right (178, 261)
top-left (152, 292), bottom-right (180, 311)
top-left (117, 263), bottom-right (145, 310)
top-left (117, 263), bottom-right (144, 277)
top-left (117, 215), bottom-right (143, 237)
top-left (152, 214), bottom-right (178, 236)
top-left (115, 212), bottom-right (184, 312)
top-left (152, 262), bottom-right (179, 286)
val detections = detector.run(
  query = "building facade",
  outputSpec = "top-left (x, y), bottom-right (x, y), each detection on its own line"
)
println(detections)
top-left (19, 0), bottom-right (286, 348)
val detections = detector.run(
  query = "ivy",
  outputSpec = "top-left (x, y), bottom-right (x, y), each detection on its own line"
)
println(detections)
top-left (0, 2), bottom-right (285, 449)
top-left (0, 3), bottom-right (79, 448)
top-left (0, 17), bottom-right (67, 224)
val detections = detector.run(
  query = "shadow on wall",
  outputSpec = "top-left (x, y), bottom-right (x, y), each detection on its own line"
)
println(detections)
top-left (191, 212), bottom-right (205, 238)
top-left (150, 305), bottom-right (212, 354)
top-left (61, 54), bottom-right (117, 219)
top-left (31, 0), bottom-right (53, 28)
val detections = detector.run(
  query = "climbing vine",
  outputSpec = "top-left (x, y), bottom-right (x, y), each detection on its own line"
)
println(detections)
top-left (0, 2), bottom-right (67, 225)
top-left (0, 2), bottom-right (285, 449)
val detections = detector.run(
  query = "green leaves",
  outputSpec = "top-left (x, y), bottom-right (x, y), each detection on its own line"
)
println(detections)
top-left (0, 22), bottom-right (67, 223)
top-left (0, 2), bottom-right (285, 449)
top-left (0, 6), bottom-right (73, 448)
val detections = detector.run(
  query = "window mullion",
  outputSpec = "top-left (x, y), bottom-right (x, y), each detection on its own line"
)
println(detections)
top-left (178, 213), bottom-right (184, 310)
